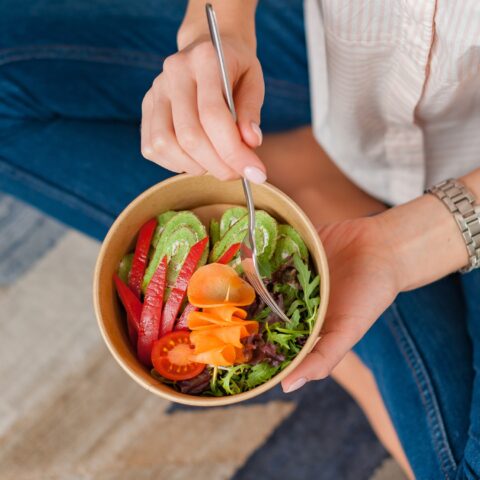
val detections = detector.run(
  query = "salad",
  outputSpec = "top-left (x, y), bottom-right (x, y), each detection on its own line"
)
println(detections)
top-left (113, 207), bottom-right (321, 396)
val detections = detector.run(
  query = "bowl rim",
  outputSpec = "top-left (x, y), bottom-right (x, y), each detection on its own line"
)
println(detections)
top-left (93, 174), bottom-right (329, 406)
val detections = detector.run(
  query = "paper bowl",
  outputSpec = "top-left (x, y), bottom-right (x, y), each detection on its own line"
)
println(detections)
top-left (93, 174), bottom-right (329, 406)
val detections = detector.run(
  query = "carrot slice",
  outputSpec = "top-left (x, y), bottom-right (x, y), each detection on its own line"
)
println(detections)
top-left (187, 307), bottom-right (259, 366)
top-left (187, 263), bottom-right (255, 308)
top-left (187, 307), bottom-right (247, 329)
top-left (191, 327), bottom-right (244, 349)
top-left (187, 312), bottom-right (233, 330)
top-left (188, 313), bottom-right (258, 333)
top-left (189, 332), bottom-right (225, 353)
top-left (204, 306), bottom-right (248, 321)
top-left (191, 344), bottom-right (237, 367)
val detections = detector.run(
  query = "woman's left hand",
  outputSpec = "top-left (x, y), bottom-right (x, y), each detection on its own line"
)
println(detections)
top-left (282, 186), bottom-right (472, 392)
top-left (281, 216), bottom-right (402, 392)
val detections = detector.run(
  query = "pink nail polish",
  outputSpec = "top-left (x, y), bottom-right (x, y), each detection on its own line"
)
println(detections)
top-left (244, 166), bottom-right (267, 184)
top-left (285, 377), bottom-right (307, 393)
top-left (251, 122), bottom-right (263, 146)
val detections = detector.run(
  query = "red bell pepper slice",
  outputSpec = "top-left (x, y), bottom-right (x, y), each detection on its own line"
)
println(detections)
top-left (160, 237), bottom-right (208, 337)
top-left (174, 303), bottom-right (198, 331)
top-left (113, 274), bottom-right (142, 346)
top-left (137, 255), bottom-right (168, 366)
top-left (129, 218), bottom-right (158, 298)
top-left (217, 242), bottom-right (241, 265)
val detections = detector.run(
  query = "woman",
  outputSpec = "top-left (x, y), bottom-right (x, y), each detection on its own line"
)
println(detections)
top-left (1, 1), bottom-right (479, 478)
top-left (141, 2), bottom-right (480, 478)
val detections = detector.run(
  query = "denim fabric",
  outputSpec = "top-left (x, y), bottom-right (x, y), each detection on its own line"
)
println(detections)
top-left (0, 0), bottom-right (309, 238)
top-left (1, 2), bottom-right (479, 479)
top-left (354, 270), bottom-right (480, 479)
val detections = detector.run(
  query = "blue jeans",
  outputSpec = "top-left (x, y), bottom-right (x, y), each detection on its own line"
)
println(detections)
top-left (354, 272), bottom-right (480, 479)
top-left (0, 0), bottom-right (309, 239)
top-left (1, 2), bottom-right (479, 478)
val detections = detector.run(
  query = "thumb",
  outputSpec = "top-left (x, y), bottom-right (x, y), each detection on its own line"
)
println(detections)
top-left (235, 62), bottom-right (265, 148)
top-left (281, 328), bottom-right (356, 393)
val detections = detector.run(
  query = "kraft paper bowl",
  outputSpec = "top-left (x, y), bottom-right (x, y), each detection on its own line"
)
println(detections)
top-left (93, 174), bottom-right (329, 406)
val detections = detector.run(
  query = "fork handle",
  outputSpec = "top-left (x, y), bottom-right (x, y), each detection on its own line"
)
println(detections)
top-left (205, 3), bottom-right (257, 252)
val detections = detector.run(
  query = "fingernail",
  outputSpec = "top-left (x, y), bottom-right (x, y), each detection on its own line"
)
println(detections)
top-left (251, 122), bottom-right (263, 146)
top-left (285, 377), bottom-right (307, 393)
top-left (143, 146), bottom-right (153, 157)
top-left (244, 166), bottom-right (266, 184)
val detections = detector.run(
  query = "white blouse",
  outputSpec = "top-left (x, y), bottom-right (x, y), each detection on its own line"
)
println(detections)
top-left (305, 0), bottom-right (480, 205)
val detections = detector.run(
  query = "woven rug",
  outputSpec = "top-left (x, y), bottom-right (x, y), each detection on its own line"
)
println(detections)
top-left (0, 195), bottom-right (405, 480)
top-left (0, 193), bottom-right (65, 285)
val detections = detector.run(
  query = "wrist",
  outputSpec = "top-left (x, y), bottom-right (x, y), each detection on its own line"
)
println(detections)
top-left (178, 1), bottom-right (257, 50)
top-left (376, 194), bottom-right (469, 292)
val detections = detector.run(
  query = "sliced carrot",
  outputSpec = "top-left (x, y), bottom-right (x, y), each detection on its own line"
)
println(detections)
top-left (188, 313), bottom-right (258, 333)
top-left (191, 326), bottom-right (244, 349)
top-left (187, 307), bottom-right (259, 366)
top-left (187, 263), bottom-right (255, 308)
top-left (185, 265), bottom-right (259, 367)
top-left (187, 307), bottom-right (248, 329)
top-left (187, 311), bottom-right (233, 330)
top-left (191, 344), bottom-right (237, 367)
top-left (204, 306), bottom-right (248, 321)
top-left (189, 332), bottom-right (225, 353)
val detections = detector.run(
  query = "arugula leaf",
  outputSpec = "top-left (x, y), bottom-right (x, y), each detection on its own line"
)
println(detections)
top-left (305, 275), bottom-right (320, 305)
top-left (220, 365), bottom-right (250, 395)
top-left (289, 309), bottom-right (301, 330)
top-left (293, 254), bottom-right (320, 317)
top-left (268, 332), bottom-right (292, 350)
top-left (293, 254), bottom-right (310, 291)
top-left (306, 308), bottom-right (319, 334)
top-left (246, 362), bottom-right (279, 389)
top-left (287, 299), bottom-right (306, 318)
top-left (274, 326), bottom-right (309, 336)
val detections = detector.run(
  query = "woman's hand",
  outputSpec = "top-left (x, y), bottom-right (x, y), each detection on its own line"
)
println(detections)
top-left (282, 217), bottom-right (400, 391)
top-left (282, 187), bottom-right (473, 392)
top-left (140, 33), bottom-right (266, 183)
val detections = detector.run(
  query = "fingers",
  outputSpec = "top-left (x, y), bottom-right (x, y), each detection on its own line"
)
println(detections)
top-left (140, 41), bottom-right (267, 182)
top-left (281, 324), bottom-right (359, 393)
top-left (163, 55), bottom-right (238, 181)
top-left (195, 56), bottom-right (266, 181)
top-left (140, 90), bottom-right (155, 160)
top-left (141, 80), bottom-right (206, 175)
top-left (235, 61), bottom-right (265, 149)
top-left (149, 80), bottom-right (206, 175)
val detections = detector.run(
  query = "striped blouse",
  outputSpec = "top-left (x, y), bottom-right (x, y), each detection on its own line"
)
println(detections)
top-left (305, 0), bottom-right (480, 205)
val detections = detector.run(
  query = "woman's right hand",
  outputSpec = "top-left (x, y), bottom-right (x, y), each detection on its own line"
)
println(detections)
top-left (141, 33), bottom-right (267, 183)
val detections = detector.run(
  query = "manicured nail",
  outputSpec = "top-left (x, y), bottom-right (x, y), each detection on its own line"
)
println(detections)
top-left (285, 377), bottom-right (307, 393)
top-left (143, 146), bottom-right (153, 157)
top-left (251, 122), bottom-right (263, 146)
top-left (244, 166), bottom-right (266, 184)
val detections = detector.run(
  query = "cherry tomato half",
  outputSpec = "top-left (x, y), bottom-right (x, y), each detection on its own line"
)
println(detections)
top-left (151, 331), bottom-right (205, 381)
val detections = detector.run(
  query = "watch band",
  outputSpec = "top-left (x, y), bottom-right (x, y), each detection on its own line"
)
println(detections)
top-left (427, 178), bottom-right (480, 273)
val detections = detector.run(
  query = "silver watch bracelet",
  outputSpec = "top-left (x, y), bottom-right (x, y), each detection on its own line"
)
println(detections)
top-left (426, 178), bottom-right (480, 273)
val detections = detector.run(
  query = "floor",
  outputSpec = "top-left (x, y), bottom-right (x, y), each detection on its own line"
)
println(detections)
top-left (0, 196), bottom-right (407, 480)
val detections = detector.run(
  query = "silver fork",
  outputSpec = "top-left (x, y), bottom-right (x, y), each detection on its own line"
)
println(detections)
top-left (206, 3), bottom-right (290, 323)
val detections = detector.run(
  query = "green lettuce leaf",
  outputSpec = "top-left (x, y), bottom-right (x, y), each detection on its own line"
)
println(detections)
top-left (246, 362), bottom-right (279, 389)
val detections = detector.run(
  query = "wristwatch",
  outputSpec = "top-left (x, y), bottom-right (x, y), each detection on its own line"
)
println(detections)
top-left (427, 178), bottom-right (480, 273)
